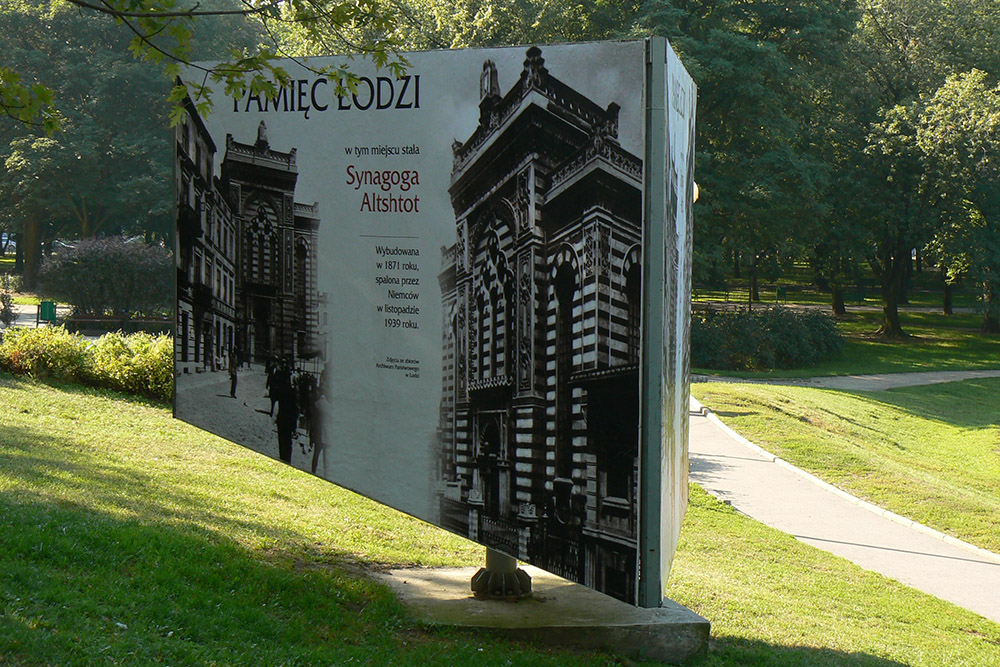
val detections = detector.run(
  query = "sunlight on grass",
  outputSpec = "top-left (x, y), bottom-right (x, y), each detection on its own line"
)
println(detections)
top-left (696, 310), bottom-right (1000, 378)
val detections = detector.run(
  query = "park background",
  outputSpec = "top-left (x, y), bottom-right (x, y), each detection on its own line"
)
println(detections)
top-left (3, 0), bottom-right (1000, 664)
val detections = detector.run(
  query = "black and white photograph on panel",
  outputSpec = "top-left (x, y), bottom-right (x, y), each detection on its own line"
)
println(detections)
top-left (437, 45), bottom-right (645, 604)
top-left (174, 108), bottom-right (330, 475)
top-left (173, 40), bottom-right (647, 604)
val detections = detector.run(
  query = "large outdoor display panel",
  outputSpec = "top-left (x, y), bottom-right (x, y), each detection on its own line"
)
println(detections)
top-left (174, 39), bottom-right (696, 606)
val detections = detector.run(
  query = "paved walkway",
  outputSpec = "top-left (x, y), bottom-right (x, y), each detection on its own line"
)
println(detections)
top-left (7, 302), bottom-right (73, 328)
top-left (688, 370), bottom-right (1000, 623)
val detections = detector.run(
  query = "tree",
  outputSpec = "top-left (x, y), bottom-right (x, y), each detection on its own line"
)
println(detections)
top-left (859, 102), bottom-right (937, 336)
top-left (639, 0), bottom-right (857, 308)
top-left (1, 135), bottom-right (64, 288)
top-left (919, 70), bottom-right (1000, 332)
top-left (829, 0), bottom-right (1000, 336)
top-left (1, 0), bottom-right (407, 130)
top-left (0, 0), bottom-right (189, 284)
top-left (273, 0), bottom-right (639, 54)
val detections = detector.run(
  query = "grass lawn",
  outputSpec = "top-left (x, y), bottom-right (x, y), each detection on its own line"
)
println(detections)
top-left (692, 379), bottom-right (1000, 555)
top-left (2, 377), bottom-right (999, 665)
top-left (693, 262), bottom-right (979, 311)
top-left (695, 311), bottom-right (1000, 378)
top-left (694, 285), bottom-right (979, 311)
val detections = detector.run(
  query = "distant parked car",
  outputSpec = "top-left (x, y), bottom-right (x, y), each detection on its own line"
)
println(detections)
top-left (0, 232), bottom-right (16, 253)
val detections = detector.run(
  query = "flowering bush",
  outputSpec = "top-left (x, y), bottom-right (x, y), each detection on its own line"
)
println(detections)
top-left (0, 326), bottom-right (89, 380)
top-left (0, 326), bottom-right (173, 400)
top-left (87, 332), bottom-right (173, 399)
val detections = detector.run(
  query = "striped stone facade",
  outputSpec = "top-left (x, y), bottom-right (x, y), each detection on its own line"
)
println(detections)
top-left (438, 48), bottom-right (643, 603)
top-left (220, 123), bottom-right (324, 368)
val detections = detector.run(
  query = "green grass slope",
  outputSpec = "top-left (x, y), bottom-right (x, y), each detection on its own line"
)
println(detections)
top-left (693, 379), bottom-right (1000, 554)
top-left (1, 376), bottom-right (999, 665)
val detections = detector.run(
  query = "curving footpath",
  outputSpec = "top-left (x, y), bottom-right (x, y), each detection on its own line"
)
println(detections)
top-left (689, 370), bottom-right (1000, 624)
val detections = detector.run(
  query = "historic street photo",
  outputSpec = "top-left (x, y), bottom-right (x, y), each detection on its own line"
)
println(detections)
top-left (174, 108), bottom-right (331, 477)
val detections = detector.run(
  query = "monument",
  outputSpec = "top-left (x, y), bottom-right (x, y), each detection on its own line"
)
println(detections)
top-left (175, 39), bottom-right (697, 615)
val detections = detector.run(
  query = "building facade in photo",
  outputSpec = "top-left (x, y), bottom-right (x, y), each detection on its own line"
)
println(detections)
top-left (175, 99), bottom-right (238, 374)
top-left (220, 123), bottom-right (323, 367)
top-left (175, 107), bottom-right (325, 374)
top-left (438, 47), bottom-right (644, 603)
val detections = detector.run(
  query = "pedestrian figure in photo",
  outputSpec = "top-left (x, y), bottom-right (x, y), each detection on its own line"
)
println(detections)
top-left (298, 372), bottom-right (316, 455)
top-left (311, 364), bottom-right (332, 474)
top-left (266, 356), bottom-right (279, 416)
top-left (229, 359), bottom-right (238, 398)
top-left (273, 361), bottom-right (298, 464)
top-left (309, 385), bottom-right (326, 474)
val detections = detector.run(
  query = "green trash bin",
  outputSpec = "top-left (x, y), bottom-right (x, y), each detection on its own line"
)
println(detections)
top-left (37, 300), bottom-right (57, 326)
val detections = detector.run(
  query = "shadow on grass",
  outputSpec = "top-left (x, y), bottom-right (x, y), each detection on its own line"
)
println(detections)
top-left (691, 637), bottom-right (910, 667)
top-left (850, 378), bottom-right (1000, 429)
top-left (0, 371), bottom-right (171, 408)
top-left (0, 418), bottom-right (351, 563)
top-left (0, 488), bottom-right (405, 665)
top-left (0, 488), bottom-right (916, 667)
top-left (710, 409), bottom-right (756, 418)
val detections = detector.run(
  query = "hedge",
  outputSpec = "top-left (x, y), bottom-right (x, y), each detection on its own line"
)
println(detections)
top-left (0, 326), bottom-right (172, 401)
top-left (692, 306), bottom-right (842, 371)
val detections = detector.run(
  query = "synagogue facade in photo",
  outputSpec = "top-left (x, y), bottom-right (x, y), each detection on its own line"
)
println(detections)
top-left (437, 47), bottom-right (644, 603)
top-left (175, 102), bottom-right (325, 374)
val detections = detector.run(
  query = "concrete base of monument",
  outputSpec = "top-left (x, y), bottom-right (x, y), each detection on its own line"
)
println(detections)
top-left (376, 565), bottom-right (710, 664)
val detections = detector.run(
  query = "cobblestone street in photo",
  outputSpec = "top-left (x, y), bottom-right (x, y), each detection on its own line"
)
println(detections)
top-left (175, 367), bottom-right (327, 476)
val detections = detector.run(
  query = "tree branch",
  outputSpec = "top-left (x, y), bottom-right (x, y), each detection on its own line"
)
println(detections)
top-left (64, 0), bottom-right (278, 19)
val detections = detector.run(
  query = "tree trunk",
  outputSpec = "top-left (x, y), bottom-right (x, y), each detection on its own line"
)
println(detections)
top-left (915, 248), bottom-right (922, 273)
top-left (874, 253), bottom-right (908, 338)
top-left (22, 214), bottom-right (43, 290)
top-left (943, 283), bottom-right (953, 315)
top-left (13, 233), bottom-right (24, 273)
top-left (982, 282), bottom-right (1000, 333)
top-left (732, 250), bottom-right (741, 279)
top-left (881, 295), bottom-right (906, 337)
top-left (831, 285), bottom-right (846, 316)
top-left (749, 254), bottom-right (759, 302)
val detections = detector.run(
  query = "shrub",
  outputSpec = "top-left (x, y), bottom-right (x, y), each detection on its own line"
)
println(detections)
top-left (0, 327), bottom-right (173, 401)
top-left (691, 306), bottom-right (842, 371)
top-left (38, 236), bottom-right (172, 319)
top-left (87, 332), bottom-right (173, 399)
top-left (0, 326), bottom-right (89, 380)
top-left (0, 274), bottom-right (16, 327)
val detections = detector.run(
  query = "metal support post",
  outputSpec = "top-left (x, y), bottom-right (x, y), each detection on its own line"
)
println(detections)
top-left (471, 548), bottom-right (532, 599)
